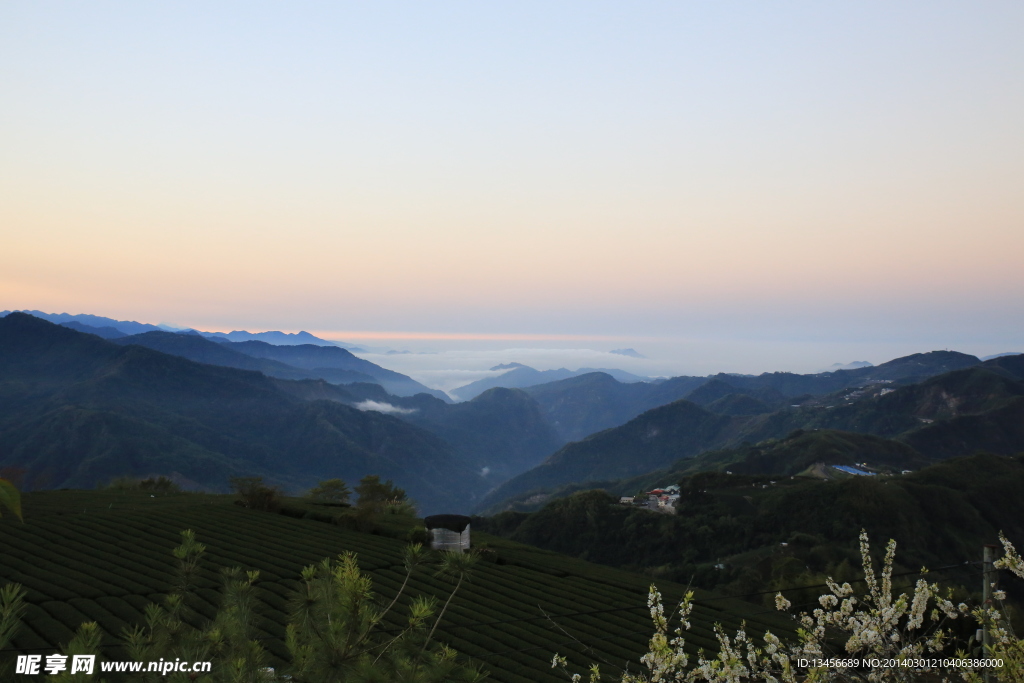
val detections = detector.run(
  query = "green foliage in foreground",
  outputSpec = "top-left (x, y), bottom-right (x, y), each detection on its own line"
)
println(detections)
top-left (0, 477), bottom-right (21, 520)
top-left (0, 490), bottom-right (793, 682)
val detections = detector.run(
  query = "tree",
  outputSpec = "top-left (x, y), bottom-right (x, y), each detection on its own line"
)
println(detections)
top-left (306, 479), bottom-right (351, 505)
top-left (354, 475), bottom-right (406, 507)
top-left (230, 476), bottom-right (281, 512)
top-left (964, 534), bottom-right (1024, 683)
top-left (286, 547), bottom-right (486, 682)
top-left (122, 529), bottom-right (270, 682)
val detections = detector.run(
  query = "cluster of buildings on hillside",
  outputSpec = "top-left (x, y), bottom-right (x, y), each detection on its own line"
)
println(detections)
top-left (618, 484), bottom-right (680, 513)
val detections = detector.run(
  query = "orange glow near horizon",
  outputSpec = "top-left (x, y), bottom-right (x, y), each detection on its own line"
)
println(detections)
top-left (2, 3), bottom-right (1022, 347)
top-left (305, 331), bottom-right (638, 342)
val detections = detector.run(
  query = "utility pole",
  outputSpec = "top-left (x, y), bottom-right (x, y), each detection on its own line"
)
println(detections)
top-left (983, 544), bottom-right (997, 683)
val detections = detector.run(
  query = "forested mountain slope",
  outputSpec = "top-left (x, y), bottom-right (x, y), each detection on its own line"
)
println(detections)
top-left (480, 361), bottom-right (1024, 513)
top-left (0, 313), bottom-right (477, 513)
top-left (474, 453), bottom-right (1024, 597)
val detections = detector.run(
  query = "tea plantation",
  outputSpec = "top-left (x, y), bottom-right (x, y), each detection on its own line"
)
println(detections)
top-left (0, 491), bottom-right (794, 681)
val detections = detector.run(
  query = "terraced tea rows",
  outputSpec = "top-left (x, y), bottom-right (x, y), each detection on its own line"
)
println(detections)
top-left (0, 491), bottom-right (794, 681)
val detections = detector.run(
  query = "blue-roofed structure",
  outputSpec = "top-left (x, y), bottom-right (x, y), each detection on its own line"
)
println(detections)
top-left (833, 465), bottom-right (876, 476)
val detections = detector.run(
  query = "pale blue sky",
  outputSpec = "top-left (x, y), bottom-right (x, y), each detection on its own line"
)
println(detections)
top-left (2, 1), bottom-right (1022, 372)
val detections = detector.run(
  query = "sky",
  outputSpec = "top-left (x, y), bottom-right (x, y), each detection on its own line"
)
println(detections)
top-left (2, 2), bottom-right (1022, 378)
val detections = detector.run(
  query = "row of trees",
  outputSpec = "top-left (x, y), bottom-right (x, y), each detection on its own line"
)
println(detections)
top-left (231, 475), bottom-right (409, 513)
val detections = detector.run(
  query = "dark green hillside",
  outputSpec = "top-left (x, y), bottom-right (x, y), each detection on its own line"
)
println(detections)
top-left (475, 454), bottom-right (1024, 598)
top-left (901, 397), bottom-right (1024, 460)
top-left (734, 367), bottom-right (1024, 444)
top-left (397, 387), bottom-right (564, 483)
top-left (709, 350), bottom-right (981, 398)
top-left (685, 379), bottom-right (784, 410)
top-left (704, 393), bottom-right (775, 416)
top-left (0, 490), bottom-right (793, 682)
top-left (523, 372), bottom-right (708, 442)
top-left (983, 352), bottom-right (1024, 381)
top-left (517, 351), bottom-right (979, 446)
top-left (0, 314), bottom-right (478, 512)
top-left (284, 382), bottom-right (564, 485)
top-left (478, 399), bottom-right (739, 512)
top-left (685, 429), bottom-right (929, 477)
top-left (486, 363), bottom-right (1024, 514)
top-left (484, 429), bottom-right (928, 514)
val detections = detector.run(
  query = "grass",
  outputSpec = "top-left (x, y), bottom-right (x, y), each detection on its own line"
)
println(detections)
top-left (0, 490), bottom-right (795, 682)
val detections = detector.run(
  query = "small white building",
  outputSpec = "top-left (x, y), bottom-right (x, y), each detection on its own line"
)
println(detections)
top-left (424, 514), bottom-right (471, 552)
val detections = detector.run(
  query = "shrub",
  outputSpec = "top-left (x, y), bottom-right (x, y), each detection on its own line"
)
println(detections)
top-left (305, 478), bottom-right (351, 505)
top-left (105, 475), bottom-right (181, 493)
top-left (407, 526), bottom-right (430, 545)
top-left (230, 476), bottom-right (281, 512)
top-left (354, 475), bottom-right (406, 507)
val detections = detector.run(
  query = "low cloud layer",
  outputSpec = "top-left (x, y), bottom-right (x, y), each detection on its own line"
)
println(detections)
top-left (353, 400), bottom-right (417, 415)
top-left (351, 347), bottom-right (664, 396)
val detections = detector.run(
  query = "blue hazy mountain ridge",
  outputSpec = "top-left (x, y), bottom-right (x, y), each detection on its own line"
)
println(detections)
top-left (820, 361), bottom-right (874, 371)
top-left (476, 351), bottom-right (1002, 512)
top-left (106, 330), bottom-right (449, 400)
top-left (58, 320), bottom-right (128, 340)
top-left (0, 310), bottom-right (364, 350)
top-left (2, 310), bottom-right (167, 336)
top-left (480, 359), bottom-right (1024, 514)
top-left (109, 332), bottom-right (379, 385)
top-left (0, 313), bottom-right (477, 513)
top-left (983, 352), bottom-right (1023, 361)
top-left (200, 328), bottom-right (363, 351)
top-left (450, 364), bottom-right (652, 401)
top-left (516, 352), bottom-right (977, 445)
top-left (521, 372), bottom-right (710, 442)
top-left (223, 340), bottom-right (449, 401)
top-left (458, 351), bottom-right (981, 439)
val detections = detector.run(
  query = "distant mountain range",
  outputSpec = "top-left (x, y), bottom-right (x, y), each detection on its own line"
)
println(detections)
top-left (0, 313), bottom-right (568, 511)
top-left (0, 310), bottom-right (364, 350)
top-left (0, 313), bottom-right (476, 513)
top-left (477, 351), bottom-right (1023, 513)
top-left (0, 311), bottom-right (438, 398)
top-left (983, 352), bottom-right (1023, 361)
top-left (820, 360), bottom-right (873, 371)
top-left (5, 309), bottom-right (1019, 526)
top-left (450, 364), bottom-right (651, 401)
